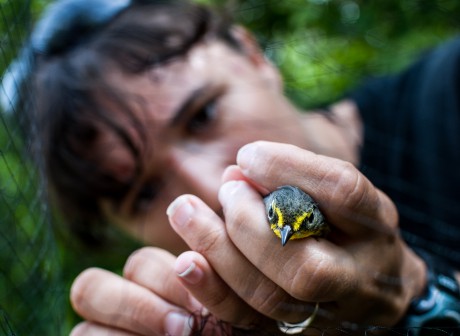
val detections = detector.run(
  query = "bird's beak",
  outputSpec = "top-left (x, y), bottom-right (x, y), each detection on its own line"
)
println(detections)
top-left (280, 226), bottom-right (293, 246)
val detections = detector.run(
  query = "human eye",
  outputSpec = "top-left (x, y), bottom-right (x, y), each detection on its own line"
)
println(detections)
top-left (185, 98), bottom-right (218, 134)
top-left (131, 180), bottom-right (161, 214)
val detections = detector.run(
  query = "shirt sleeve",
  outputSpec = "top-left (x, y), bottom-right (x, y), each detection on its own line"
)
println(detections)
top-left (347, 37), bottom-right (460, 269)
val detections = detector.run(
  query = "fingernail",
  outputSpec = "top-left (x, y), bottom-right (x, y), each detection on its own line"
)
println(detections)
top-left (176, 262), bottom-right (204, 285)
top-left (167, 195), bottom-right (194, 227)
top-left (201, 307), bottom-right (210, 317)
top-left (164, 312), bottom-right (193, 336)
top-left (237, 142), bottom-right (257, 171)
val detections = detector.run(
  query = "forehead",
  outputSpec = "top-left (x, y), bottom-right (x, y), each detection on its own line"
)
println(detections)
top-left (106, 40), bottom-right (248, 123)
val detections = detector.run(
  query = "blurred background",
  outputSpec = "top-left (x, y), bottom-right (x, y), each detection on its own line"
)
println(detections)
top-left (1, 0), bottom-right (459, 334)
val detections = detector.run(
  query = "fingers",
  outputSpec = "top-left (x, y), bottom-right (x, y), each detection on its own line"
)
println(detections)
top-left (167, 195), bottom-right (308, 324)
top-left (218, 180), bottom-right (357, 303)
top-left (123, 247), bottom-right (202, 313)
top-left (236, 141), bottom-right (398, 237)
top-left (70, 267), bottom-right (194, 336)
top-left (174, 250), bottom-right (261, 326)
top-left (221, 164), bottom-right (269, 195)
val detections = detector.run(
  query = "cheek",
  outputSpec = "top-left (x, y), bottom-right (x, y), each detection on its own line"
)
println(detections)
top-left (165, 144), bottom-right (227, 212)
top-left (106, 181), bottom-right (190, 253)
top-left (222, 97), bottom-right (293, 144)
top-left (240, 99), bottom-right (307, 147)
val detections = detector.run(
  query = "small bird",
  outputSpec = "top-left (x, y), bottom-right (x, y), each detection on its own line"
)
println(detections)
top-left (263, 185), bottom-right (329, 246)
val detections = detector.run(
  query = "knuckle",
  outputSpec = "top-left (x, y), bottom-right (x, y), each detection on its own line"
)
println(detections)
top-left (264, 144), bottom-right (298, 179)
top-left (194, 225), bottom-right (224, 256)
top-left (201, 286), bottom-right (251, 324)
top-left (246, 279), bottom-right (313, 323)
top-left (330, 161), bottom-right (367, 210)
top-left (129, 303), bottom-right (158, 333)
top-left (207, 286), bottom-right (234, 311)
top-left (225, 204), bottom-right (251, 238)
top-left (181, 201), bottom-right (227, 254)
top-left (288, 259), bottom-right (326, 301)
top-left (377, 190), bottom-right (399, 230)
top-left (250, 281), bottom-right (291, 318)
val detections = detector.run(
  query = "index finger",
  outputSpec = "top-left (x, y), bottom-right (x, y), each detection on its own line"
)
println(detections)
top-left (236, 141), bottom-right (398, 237)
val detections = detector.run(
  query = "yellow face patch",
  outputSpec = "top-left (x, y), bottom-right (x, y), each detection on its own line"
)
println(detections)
top-left (292, 211), bottom-right (310, 232)
top-left (271, 225), bottom-right (282, 238)
top-left (275, 205), bottom-right (283, 228)
top-left (273, 202), bottom-right (313, 231)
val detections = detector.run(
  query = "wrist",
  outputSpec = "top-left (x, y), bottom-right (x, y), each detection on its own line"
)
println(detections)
top-left (398, 249), bottom-right (460, 334)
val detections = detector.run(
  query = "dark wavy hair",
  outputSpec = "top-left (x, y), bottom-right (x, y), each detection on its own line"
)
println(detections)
top-left (28, 1), bottom-right (240, 246)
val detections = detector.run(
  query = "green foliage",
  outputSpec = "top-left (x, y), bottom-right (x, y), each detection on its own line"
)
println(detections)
top-left (0, 0), bottom-right (31, 71)
top-left (233, 0), bottom-right (460, 107)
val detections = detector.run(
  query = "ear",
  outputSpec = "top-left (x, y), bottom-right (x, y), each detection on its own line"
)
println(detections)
top-left (230, 26), bottom-right (283, 92)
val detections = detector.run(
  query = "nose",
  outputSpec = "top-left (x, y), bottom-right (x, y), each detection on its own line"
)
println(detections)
top-left (166, 144), bottom-right (227, 213)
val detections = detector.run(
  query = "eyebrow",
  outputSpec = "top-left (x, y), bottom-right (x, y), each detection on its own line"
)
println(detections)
top-left (169, 84), bottom-right (211, 127)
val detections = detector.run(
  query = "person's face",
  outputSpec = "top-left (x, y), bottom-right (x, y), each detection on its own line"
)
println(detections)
top-left (101, 36), bottom-right (311, 255)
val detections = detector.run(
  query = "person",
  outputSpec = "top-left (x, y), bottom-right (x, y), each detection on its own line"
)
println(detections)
top-left (3, 0), bottom-right (460, 335)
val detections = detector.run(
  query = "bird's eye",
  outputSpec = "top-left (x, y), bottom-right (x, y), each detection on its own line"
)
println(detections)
top-left (268, 206), bottom-right (275, 220)
top-left (268, 203), bottom-right (279, 223)
top-left (302, 212), bottom-right (315, 227)
top-left (131, 180), bottom-right (161, 214)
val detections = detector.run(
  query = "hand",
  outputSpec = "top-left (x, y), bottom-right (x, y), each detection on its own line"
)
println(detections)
top-left (69, 247), bottom-right (209, 336)
top-left (167, 141), bottom-right (426, 332)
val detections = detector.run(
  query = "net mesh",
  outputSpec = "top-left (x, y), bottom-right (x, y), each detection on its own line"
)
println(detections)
top-left (0, 1), bottom-right (67, 334)
top-left (0, 0), bottom-right (459, 335)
